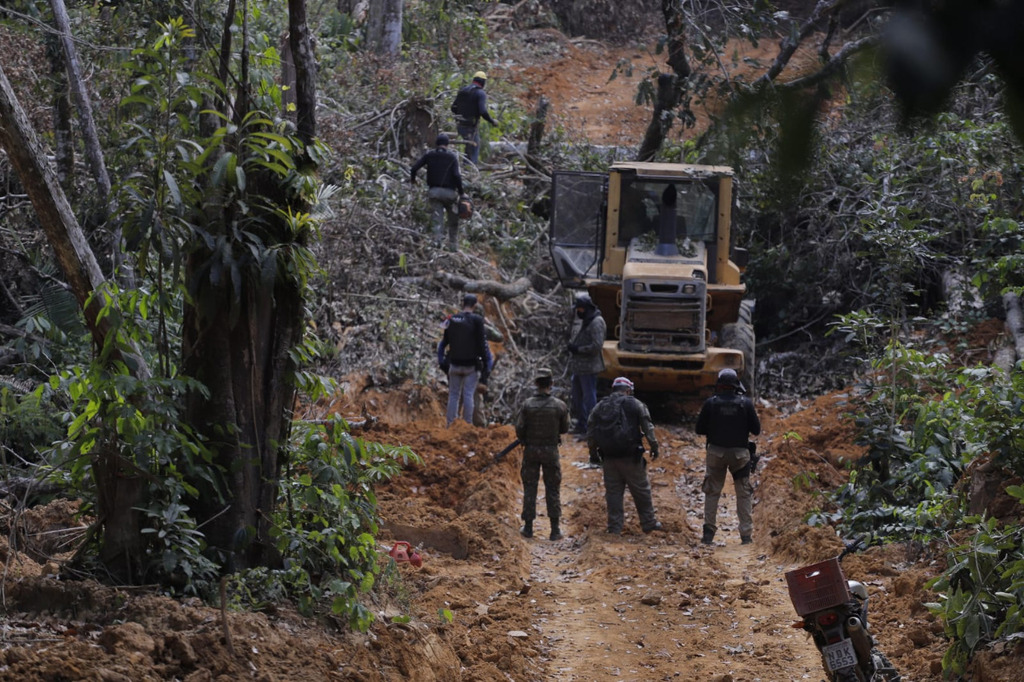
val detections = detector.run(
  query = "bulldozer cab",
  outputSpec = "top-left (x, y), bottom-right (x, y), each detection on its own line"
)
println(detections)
top-left (548, 172), bottom-right (607, 286)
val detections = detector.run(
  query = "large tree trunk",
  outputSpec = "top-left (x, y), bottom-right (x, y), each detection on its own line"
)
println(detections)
top-left (367, 0), bottom-right (403, 56)
top-left (183, 0), bottom-right (318, 569)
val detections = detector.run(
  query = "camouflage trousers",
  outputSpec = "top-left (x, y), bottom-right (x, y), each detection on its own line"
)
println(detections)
top-left (520, 446), bottom-right (561, 522)
top-left (702, 443), bottom-right (753, 537)
top-left (602, 456), bottom-right (657, 533)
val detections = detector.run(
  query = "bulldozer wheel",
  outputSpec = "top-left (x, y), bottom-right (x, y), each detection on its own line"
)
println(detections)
top-left (719, 300), bottom-right (756, 398)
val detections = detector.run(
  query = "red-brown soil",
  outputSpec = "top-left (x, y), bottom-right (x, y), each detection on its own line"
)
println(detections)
top-left (3, 17), bottom-right (1024, 682)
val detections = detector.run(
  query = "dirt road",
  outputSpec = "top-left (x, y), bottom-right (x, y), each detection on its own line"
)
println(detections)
top-left (511, 429), bottom-right (826, 681)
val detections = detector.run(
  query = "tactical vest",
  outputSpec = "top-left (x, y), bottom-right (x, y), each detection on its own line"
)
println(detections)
top-left (521, 394), bottom-right (565, 446)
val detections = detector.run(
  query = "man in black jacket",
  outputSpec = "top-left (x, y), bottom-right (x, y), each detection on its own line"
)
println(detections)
top-left (452, 71), bottom-right (497, 166)
top-left (410, 134), bottom-right (465, 251)
top-left (437, 294), bottom-right (491, 426)
top-left (695, 368), bottom-right (761, 546)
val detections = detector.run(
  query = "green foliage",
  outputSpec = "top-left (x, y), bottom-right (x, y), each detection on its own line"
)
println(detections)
top-left (265, 416), bottom-right (419, 628)
top-left (0, 384), bottom-right (64, 467)
top-left (42, 285), bottom-right (217, 590)
top-left (926, 489), bottom-right (1024, 676)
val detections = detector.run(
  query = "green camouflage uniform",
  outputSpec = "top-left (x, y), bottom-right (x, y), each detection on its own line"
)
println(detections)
top-left (515, 391), bottom-right (569, 523)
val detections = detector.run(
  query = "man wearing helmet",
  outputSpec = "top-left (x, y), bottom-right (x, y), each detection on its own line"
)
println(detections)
top-left (695, 368), bottom-right (761, 546)
top-left (567, 293), bottom-right (606, 438)
top-left (587, 376), bottom-right (663, 535)
top-left (451, 70), bottom-right (498, 166)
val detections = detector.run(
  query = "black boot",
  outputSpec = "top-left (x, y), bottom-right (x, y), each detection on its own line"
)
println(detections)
top-left (549, 519), bottom-right (563, 541)
top-left (701, 524), bottom-right (715, 545)
top-left (520, 520), bottom-right (533, 539)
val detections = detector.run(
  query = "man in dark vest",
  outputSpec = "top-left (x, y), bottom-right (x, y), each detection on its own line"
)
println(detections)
top-left (695, 368), bottom-right (761, 546)
top-left (452, 71), bottom-right (497, 166)
top-left (410, 134), bottom-right (465, 250)
top-left (587, 377), bottom-right (663, 535)
top-left (515, 367), bottom-right (570, 540)
top-left (437, 294), bottom-right (491, 426)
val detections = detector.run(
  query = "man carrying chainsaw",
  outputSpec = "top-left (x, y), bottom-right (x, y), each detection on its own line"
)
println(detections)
top-left (695, 368), bottom-right (761, 546)
top-left (587, 377), bottom-right (663, 535)
top-left (515, 367), bottom-right (569, 540)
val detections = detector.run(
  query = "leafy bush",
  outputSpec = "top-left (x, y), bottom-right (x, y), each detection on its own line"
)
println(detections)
top-left (265, 416), bottom-right (419, 628)
top-left (926, 487), bottom-right (1024, 676)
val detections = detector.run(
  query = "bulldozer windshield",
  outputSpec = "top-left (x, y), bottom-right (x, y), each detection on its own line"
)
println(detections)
top-left (618, 177), bottom-right (717, 249)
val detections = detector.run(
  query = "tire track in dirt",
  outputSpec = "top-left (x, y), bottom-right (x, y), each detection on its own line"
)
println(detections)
top-left (516, 427), bottom-right (827, 681)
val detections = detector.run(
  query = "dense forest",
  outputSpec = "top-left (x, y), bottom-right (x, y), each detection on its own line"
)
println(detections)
top-left (1, 1), bottom-right (1023, 680)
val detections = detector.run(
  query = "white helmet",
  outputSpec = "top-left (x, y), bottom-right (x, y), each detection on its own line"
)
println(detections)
top-left (612, 377), bottom-right (634, 391)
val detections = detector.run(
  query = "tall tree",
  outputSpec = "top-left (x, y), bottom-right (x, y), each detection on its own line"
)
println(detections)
top-left (366, 0), bottom-right (403, 56)
top-left (0, 0), bottom-right (321, 577)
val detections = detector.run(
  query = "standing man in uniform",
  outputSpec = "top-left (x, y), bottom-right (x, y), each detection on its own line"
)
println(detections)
top-left (568, 293), bottom-right (606, 438)
top-left (695, 368), bottom-right (761, 546)
top-left (587, 377), bottom-right (663, 535)
top-left (515, 368), bottom-right (570, 540)
top-left (410, 134), bottom-right (465, 250)
top-left (437, 294), bottom-right (491, 426)
top-left (451, 71), bottom-right (498, 166)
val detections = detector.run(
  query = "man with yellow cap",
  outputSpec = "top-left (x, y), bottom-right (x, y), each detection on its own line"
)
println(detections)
top-left (451, 70), bottom-right (498, 166)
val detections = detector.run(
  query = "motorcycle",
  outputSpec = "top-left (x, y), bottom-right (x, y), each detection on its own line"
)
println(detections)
top-left (785, 536), bottom-right (901, 682)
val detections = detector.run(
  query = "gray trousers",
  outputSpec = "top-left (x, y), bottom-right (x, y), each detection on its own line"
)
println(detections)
top-left (427, 186), bottom-right (459, 248)
top-left (702, 444), bottom-right (753, 536)
top-left (602, 456), bottom-right (657, 532)
top-left (446, 364), bottom-right (478, 425)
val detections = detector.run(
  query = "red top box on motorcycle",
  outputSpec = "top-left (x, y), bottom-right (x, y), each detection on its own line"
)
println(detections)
top-left (786, 557), bottom-right (852, 616)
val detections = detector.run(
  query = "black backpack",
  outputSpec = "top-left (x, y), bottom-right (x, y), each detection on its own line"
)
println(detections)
top-left (450, 85), bottom-right (476, 121)
top-left (588, 394), bottom-right (641, 458)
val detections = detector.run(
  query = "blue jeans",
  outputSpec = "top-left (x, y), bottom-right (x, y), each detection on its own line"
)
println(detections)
top-left (457, 123), bottom-right (480, 165)
top-left (572, 373), bottom-right (598, 433)
top-left (447, 364), bottom-right (479, 425)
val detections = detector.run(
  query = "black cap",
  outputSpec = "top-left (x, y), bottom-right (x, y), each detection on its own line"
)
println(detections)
top-left (436, 133), bottom-right (450, 146)
top-left (462, 294), bottom-right (478, 308)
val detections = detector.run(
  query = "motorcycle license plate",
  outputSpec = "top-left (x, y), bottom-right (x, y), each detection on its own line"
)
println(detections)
top-left (823, 640), bottom-right (858, 672)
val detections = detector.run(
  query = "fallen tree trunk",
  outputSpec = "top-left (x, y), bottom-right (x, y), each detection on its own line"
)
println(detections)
top-left (398, 271), bottom-right (532, 301)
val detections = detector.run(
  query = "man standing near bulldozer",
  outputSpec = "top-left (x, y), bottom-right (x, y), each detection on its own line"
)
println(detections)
top-left (696, 368), bottom-right (761, 546)
top-left (515, 368), bottom-right (570, 541)
top-left (567, 293), bottom-right (606, 438)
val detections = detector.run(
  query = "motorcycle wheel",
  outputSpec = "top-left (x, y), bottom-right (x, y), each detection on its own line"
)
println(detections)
top-left (870, 649), bottom-right (902, 681)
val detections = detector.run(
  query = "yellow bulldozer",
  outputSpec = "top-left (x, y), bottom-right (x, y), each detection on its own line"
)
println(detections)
top-left (549, 161), bottom-right (755, 395)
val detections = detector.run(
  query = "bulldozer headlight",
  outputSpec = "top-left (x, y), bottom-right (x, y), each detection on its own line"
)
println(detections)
top-left (683, 284), bottom-right (696, 294)
top-left (632, 282), bottom-right (645, 292)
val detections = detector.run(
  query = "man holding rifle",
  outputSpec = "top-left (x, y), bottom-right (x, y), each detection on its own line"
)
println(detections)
top-left (515, 367), bottom-right (569, 540)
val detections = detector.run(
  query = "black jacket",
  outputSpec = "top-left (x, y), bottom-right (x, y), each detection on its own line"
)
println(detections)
top-left (455, 85), bottom-right (496, 127)
top-left (695, 390), bottom-right (761, 448)
top-left (410, 148), bottom-right (464, 194)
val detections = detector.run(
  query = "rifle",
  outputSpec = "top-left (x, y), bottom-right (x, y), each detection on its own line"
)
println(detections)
top-left (482, 439), bottom-right (520, 471)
